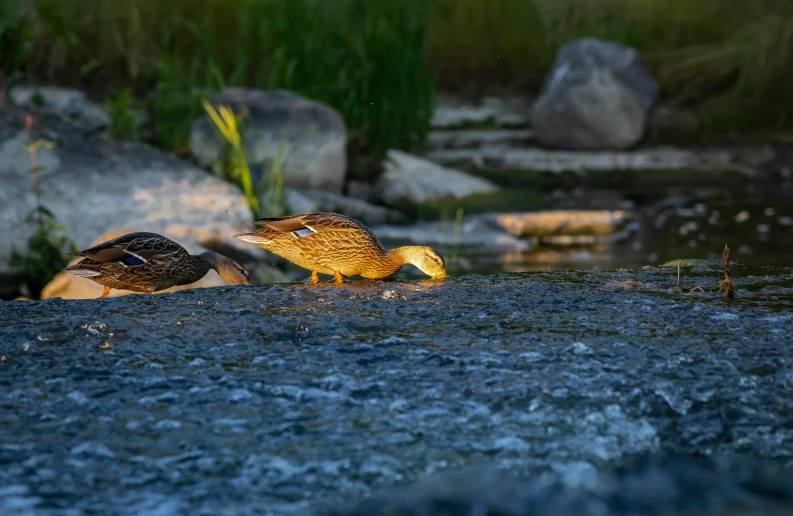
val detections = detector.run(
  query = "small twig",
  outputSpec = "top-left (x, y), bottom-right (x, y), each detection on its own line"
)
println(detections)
top-left (719, 244), bottom-right (735, 298)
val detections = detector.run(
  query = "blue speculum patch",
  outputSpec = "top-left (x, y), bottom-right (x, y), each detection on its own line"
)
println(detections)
top-left (121, 255), bottom-right (145, 266)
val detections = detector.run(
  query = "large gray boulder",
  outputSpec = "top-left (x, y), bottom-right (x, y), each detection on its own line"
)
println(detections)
top-left (190, 88), bottom-right (347, 194)
top-left (1, 106), bottom-right (261, 282)
top-left (530, 38), bottom-right (659, 150)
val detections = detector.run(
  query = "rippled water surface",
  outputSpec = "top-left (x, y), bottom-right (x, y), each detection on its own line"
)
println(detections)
top-left (407, 189), bottom-right (793, 277)
top-left (2, 267), bottom-right (793, 514)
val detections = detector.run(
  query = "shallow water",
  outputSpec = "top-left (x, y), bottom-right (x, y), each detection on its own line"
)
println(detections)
top-left (399, 188), bottom-right (793, 278)
top-left (2, 266), bottom-right (793, 514)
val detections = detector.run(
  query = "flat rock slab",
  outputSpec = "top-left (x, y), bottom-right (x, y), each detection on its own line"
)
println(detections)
top-left (428, 146), bottom-right (756, 174)
top-left (2, 267), bottom-right (793, 514)
top-left (430, 96), bottom-right (530, 129)
top-left (428, 128), bottom-right (535, 150)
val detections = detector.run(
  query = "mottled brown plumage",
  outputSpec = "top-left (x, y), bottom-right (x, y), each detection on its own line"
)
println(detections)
top-left (64, 232), bottom-right (250, 298)
top-left (234, 212), bottom-right (447, 284)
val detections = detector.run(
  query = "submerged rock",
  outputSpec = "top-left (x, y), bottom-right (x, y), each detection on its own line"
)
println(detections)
top-left (190, 88), bottom-right (347, 193)
top-left (530, 38), bottom-right (658, 150)
top-left (376, 150), bottom-right (498, 206)
top-left (495, 210), bottom-right (633, 237)
top-left (0, 107), bottom-right (260, 284)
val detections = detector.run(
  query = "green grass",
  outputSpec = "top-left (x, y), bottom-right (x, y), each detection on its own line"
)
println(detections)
top-left (17, 0), bottom-right (435, 179)
top-left (202, 101), bottom-right (262, 219)
top-left (4, 0), bottom-right (793, 174)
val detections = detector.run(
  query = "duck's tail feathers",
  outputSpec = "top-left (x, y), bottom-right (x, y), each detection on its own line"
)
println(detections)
top-left (233, 233), bottom-right (272, 246)
top-left (63, 265), bottom-right (101, 278)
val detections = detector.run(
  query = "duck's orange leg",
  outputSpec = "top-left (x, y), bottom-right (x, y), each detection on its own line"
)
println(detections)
top-left (333, 271), bottom-right (344, 284)
top-left (310, 271), bottom-right (319, 284)
top-left (101, 286), bottom-right (111, 299)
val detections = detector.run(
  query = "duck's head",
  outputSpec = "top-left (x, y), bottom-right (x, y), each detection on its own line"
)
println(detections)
top-left (199, 252), bottom-right (251, 285)
top-left (401, 246), bottom-right (447, 279)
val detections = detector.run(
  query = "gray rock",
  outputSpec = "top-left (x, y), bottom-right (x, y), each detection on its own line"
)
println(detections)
top-left (372, 215), bottom-right (530, 251)
top-left (300, 189), bottom-right (406, 225)
top-left (429, 128), bottom-right (535, 150)
top-left (282, 188), bottom-right (319, 215)
top-left (428, 146), bottom-right (751, 174)
top-left (10, 85), bottom-right (111, 131)
top-left (376, 150), bottom-right (498, 206)
top-left (1, 106), bottom-right (262, 280)
top-left (430, 95), bottom-right (530, 129)
top-left (530, 38), bottom-right (659, 150)
top-left (190, 88), bottom-right (347, 193)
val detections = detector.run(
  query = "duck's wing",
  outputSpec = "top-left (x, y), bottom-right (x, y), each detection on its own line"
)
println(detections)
top-left (68, 232), bottom-right (182, 266)
top-left (254, 212), bottom-right (368, 238)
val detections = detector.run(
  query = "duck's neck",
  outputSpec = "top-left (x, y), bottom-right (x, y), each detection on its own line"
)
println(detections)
top-left (356, 247), bottom-right (406, 278)
top-left (181, 254), bottom-right (213, 285)
top-left (378, 246), bottom-right (423, 276)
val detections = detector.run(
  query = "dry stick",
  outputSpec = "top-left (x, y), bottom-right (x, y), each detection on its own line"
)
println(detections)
top-left (719, 244), bottom-right (735, 298)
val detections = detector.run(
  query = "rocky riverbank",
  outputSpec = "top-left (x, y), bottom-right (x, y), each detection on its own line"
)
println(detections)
top-left (4, 37), bottom-right (792, 299)
top-left (2, 267), bottom-right (793, 514)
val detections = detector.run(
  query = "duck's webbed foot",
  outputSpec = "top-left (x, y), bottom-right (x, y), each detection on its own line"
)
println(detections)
top-left (101, 286), bottom-right (111, 299)
top-left (333, 271), bottom-right (344, 284)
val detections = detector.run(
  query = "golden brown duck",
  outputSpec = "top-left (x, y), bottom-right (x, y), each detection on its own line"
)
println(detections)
top-left (234, 212), bottom-right (447, 284)
top-left (64, 232), bottom-right (250, 298)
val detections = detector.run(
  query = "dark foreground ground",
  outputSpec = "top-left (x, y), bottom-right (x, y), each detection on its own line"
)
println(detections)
top-left (2, 266), bottom-right (793, 515)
